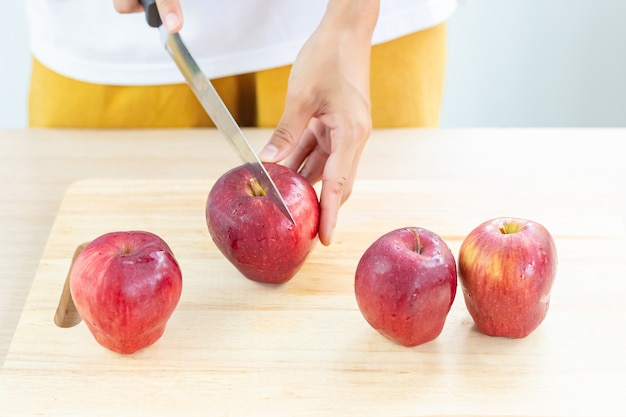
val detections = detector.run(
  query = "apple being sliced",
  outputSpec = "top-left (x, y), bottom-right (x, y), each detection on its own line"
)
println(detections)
top-left (206, 163), bottom-right (320, 284)
top-left (354, 227), bottom-right (458, 347)
top-left (458, 217), bottom-right (558, 338)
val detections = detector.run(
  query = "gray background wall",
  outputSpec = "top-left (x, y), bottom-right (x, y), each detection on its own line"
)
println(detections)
top-left (2, 1), bottom-right (625, 129)
top-left (440, 0), bottom-right (626, 127)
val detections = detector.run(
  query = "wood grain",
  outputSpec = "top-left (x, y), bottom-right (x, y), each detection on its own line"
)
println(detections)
top-left (1, 178), bottom-right (625, 416)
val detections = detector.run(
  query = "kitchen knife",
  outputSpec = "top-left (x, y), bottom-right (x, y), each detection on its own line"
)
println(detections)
top-left (139, 0), bottom-right (296, 225)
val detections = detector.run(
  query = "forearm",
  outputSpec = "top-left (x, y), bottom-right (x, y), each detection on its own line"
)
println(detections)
top-left (310, 0), bottom-right (380, 95)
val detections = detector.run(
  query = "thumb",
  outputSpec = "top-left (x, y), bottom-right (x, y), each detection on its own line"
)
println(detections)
top-left (259, 101), bottom-right (312, 163)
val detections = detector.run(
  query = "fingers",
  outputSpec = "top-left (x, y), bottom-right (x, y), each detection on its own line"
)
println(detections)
top-left (113, 0), bottom-right (143, 13)
top-left (273, 113), bottom-right (367, 246)
top-left (296, 142), bottom-right (327, 184)
top-left (113, 0), bottom-right (183, 32)
top-left (283, 121), bottom-right (327, 179)
top-left (155, 0), bottom-right (183, 32)
top-left (317, 146), bottom-right (360, 246)
top-left (259, 93), bottom-right (314, 163)
top-left (316, 117), bottom-right (366, 246)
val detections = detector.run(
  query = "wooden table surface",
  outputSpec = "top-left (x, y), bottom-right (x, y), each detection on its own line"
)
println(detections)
top-left (1, 128), bottom-right (625, 416)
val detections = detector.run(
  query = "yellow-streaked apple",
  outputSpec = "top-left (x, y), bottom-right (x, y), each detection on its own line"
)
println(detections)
top-left (458, 217), bottom-right (558, 338)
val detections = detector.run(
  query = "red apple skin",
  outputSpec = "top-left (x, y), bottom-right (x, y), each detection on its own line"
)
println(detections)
top-left (354, 227), bottom-right (458, 347)
top-left (69, 231), bottom-right (183, 354)
top-left (458, 217), bottom-right (558, 338)
top-left (206, 163), bottom-right (320, 284)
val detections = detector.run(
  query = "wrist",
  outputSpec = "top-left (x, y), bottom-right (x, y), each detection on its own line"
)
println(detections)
top-left (320, 0), bottom-right (380, 43)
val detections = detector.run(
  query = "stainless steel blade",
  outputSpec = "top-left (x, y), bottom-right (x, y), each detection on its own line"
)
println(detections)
top-left (159, 25), bottom-right (295, 224)
top-left (139, 0), bottom-right (294, 224)
top-left (157, 27), bottom-right (295, 225)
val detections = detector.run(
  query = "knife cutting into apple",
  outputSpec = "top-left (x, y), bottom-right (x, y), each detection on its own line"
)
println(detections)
top-left (139, 0), bottom-right (295, 226)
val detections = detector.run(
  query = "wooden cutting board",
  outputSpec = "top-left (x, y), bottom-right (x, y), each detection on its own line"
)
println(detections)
top-left (1, 178), bottom-right (625, 417)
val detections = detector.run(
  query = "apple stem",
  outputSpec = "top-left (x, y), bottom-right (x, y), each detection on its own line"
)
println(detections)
top-left (248, 178), bottom-right (266, 197)
top-left (499, 222), bottom-right (522, 234)
top-left (411, 228), bottom-right (423, 255)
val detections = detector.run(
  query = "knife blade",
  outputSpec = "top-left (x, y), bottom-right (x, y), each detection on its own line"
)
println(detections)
top-left (139, 0), bottom-right (296, 225)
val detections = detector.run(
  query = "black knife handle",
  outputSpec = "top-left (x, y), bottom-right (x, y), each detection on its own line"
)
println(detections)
top-left (139, 0), bottom-right (162, 27)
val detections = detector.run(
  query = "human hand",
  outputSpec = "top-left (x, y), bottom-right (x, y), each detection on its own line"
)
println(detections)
top-left (113, 0), bottom-right (184, 32)
top-left (259, 0), bottom-right (380, 246)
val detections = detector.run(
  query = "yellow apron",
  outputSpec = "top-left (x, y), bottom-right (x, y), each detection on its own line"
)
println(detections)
top-left (28, 23), bottom-right (446, 128)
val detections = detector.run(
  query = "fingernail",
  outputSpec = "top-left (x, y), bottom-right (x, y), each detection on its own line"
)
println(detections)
top-left (259, 144), bottom-right (278, 161)
top-left (164, 13), bottom-right (180, 32)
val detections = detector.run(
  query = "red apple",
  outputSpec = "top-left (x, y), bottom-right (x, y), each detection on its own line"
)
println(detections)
top-left (206, 163), bottom-right (320, 284)
top-left (69, 231), bottom-right (183, 354)
top-left (354, 227), bottom-right (457, 347)
top-left (458, 217), bottom-right (558, 338)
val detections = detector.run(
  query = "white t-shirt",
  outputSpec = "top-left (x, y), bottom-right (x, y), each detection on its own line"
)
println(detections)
top-left (26, 0), bottom-right (457, 85)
